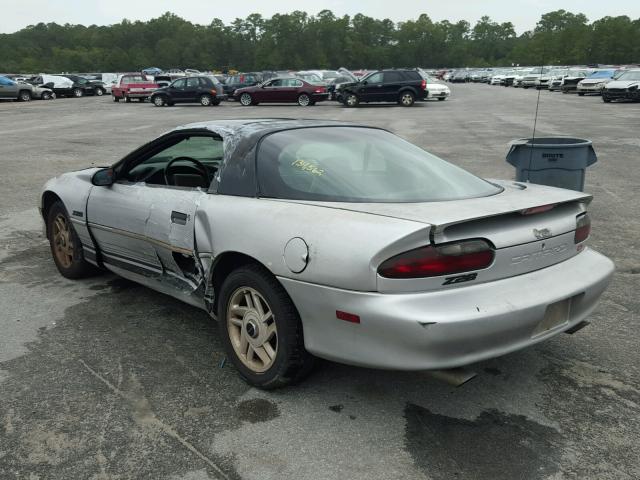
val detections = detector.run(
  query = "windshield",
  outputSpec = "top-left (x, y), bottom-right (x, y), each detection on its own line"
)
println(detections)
top-left (588, 70), bottom-right (614, 79)
top-left (567, 70), bottom-right (587, 77)
top-left (257, 127), bottom-right (501, 203)
top-left (617, 70), bottom-right (640, 81)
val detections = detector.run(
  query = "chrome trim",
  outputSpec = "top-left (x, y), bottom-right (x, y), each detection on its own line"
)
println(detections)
top-left (88, 222), bottom-right (193, 255)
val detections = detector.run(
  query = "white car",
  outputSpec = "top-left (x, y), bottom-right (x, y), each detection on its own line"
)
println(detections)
top-left (576, 70), bottom-right (619, 96)
top-left (602, 69), bottom-right (640, 102)
top-left (425, 78), bottom-right (451, 100)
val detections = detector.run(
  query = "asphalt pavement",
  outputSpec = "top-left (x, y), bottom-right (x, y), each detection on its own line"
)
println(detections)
top-left (1, 85), bottom-right (639, 480)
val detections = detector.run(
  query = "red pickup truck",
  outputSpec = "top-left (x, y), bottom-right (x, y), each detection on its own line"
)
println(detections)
top-left (111, 73), bottom-right (158, 102)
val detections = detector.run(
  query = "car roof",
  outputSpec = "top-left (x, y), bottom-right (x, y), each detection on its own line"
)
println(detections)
top-left (175, 118), bottom-right (367, 137)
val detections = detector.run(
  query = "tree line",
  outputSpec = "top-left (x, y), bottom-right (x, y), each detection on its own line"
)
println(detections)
top-left (0, 10), bottom-right (638, 73)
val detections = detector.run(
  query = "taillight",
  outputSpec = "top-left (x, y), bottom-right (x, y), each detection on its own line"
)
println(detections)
top-left (211, 89), bottom-right (217, 95)
top-left (314, 87), bottom-right (326, 93)
top-left (421, 79), bottom-right (427, 90)
top-left (521, 203), bottom-right (556, 215)
top-left (574, 213), bottom-right (591, 244)
top-left (378, 239), bottom-right (494, 279)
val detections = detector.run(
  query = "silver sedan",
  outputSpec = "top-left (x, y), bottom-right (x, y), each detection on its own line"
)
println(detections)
top-left (40, 119), bottom-right (614, 388)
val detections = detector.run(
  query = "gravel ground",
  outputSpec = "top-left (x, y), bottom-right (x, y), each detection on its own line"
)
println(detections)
top-left (0, 85), bottom-right (638, 480)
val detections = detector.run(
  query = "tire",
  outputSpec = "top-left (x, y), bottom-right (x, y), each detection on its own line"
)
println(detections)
top-left (18, 90), bottom-right (31, 102)
top-left (297, 93), bottom-right (311, 106)
top-left (112, 95), bottom-right (119, 102)
top-left (437, 97), bottom-right (445, 101)
top-left (42, 91), bottom-right (52, 100)
top-left (399, 91), bottom-right (415, 107)
top-left (125, 95), bottom-right (131, 103)
top-left (73, 88), bottom-right (83, 98)
top-left (578, 92), bottom-right (585, 96)
top-left (199, 94), bottom-right (212, 106)
top-left (95, 87), bottom-right (104, 96)
top-left (212, 99), bottom-right (221, 106)
top-left (218, 264), bottom-right (315, 389)
top-left (152, 95), bottom-right (166, 107)
top-left (603, 96), bottom-right (611, 103)
top-left (239, 93), bottom-right (253, 106)
top-left (344, 93), bottom-right (359, 107)
top-left (47, 201), bottom-right (96, 279)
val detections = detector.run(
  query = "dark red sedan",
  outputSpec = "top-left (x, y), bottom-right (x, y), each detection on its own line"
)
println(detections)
top-left (233, 77), bottom-right (328, 106)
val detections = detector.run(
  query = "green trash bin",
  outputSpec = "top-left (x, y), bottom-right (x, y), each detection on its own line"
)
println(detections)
top-left (506, 137), bottom-right (597, 191)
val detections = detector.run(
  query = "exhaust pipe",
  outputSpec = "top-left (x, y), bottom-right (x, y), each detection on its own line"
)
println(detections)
top-left (425, 367), bottom-right (477, 387)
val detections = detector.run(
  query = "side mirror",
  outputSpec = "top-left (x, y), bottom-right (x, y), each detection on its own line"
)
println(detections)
top-left (92, 168), bottom-right (115, 186)
top-left (363, 80), bottom-right (368, 85)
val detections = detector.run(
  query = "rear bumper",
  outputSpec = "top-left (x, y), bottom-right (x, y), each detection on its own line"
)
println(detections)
top-left (280, 248), bottom-right (614, 370)
top-left (310, 93), bottom-right (329, 102)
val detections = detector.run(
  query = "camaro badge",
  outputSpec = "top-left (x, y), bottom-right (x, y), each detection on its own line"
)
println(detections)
top-left (533, 228), bottom-right (552, 240)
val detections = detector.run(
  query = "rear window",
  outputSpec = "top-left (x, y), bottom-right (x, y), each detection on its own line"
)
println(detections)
top-left (403, 71), bottom-right (422, 81)
top-left (257, 127), bottom-right (501, 203)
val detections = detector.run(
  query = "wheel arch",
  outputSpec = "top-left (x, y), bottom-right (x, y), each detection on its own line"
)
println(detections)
top-left (207, 251), bottom-right (277, 314)
top-left (41, 191), bottom-right (64, 238)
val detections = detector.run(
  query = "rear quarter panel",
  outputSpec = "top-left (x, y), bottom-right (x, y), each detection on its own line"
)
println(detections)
top-left (195, 196), bottom-right (429, 291)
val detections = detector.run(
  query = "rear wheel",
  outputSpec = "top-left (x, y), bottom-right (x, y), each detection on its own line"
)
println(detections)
top-left (344, 93), bottom-right (359, 107)
top-left (399, 91), bottom-right (415, 107)
top-left (47, 201), bottom-right (96, 279)
top-left (603, 96), bottom-right (611, 103)
top-left (42, 91), bottom-right (52, 100)
top-left (18, 90), bottom-right (31, 102)
top-left (153, 95), bottom-right (166, 107)
top-left (73, 88), bottom-right (83, 98)
top-left (199, 94), bottom-right (212, 106)
top-left (437, 97), bottom-right (445, 101)
top-left (297, 93), bottom-right (311, 106)
top-left (239, 93), bottom-right (253, 106)
top-left (219, 264), bottom-right (315, 389)
top-left (578, 92), bottom-right (585, 96)
top-left (125, 95), bottom-right (131, 103)
top-left (112, 95), bottom-right (119, 102)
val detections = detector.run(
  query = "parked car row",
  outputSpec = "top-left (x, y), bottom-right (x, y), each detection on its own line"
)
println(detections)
top-left (447, 66), bottom-right (640, 103)
top-left (0, 72), bottom-right (111, 101)
top-left (108, 68), bottom-right (450, 108)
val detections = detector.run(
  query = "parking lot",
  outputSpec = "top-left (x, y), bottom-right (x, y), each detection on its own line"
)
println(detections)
top-left (1, 84), bottom-right (639, 480)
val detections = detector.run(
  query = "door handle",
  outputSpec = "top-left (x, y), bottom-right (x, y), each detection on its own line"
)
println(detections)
top-left (171, 211), bottom-right (188, 225)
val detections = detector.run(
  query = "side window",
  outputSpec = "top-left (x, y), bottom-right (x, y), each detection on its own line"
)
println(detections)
top-left (366, 73), bottom-right (383, 83)
top-left (384, 71), bottom-right (404, 83)
top-left (0, 76), bottom-right (14, 86)
top-left (173, 79), bottom-right (187, 89)
top-left (403, 71), bottom-right (422, 81)
top-left (294, 79), bottom-right (303, 87)
top-left (186, 78), bottom-right (199, 88)
top-left (124, 136), bottom-right (224, 186)
top-left (267, 79), bottom-right (283, 87)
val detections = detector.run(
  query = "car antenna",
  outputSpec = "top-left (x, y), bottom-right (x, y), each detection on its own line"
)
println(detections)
top-left (527, 47), bottom-right (546, 176)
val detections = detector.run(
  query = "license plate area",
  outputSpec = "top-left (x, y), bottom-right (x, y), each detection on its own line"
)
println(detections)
top-left (531, 295), bottom-right (581, 337)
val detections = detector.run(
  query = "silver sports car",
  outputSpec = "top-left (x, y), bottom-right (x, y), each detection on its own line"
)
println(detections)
top-left (41, 119), bottom-right (614, 388)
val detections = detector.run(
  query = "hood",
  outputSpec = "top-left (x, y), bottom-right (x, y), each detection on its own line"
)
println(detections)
top-left (580, 78), bottom-right (609, 85)
top-left (605, 80), bottom-right (639, 89)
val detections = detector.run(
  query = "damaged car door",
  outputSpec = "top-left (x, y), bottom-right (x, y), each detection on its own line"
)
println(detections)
top-left (86, 133), bottom-right (223, 305)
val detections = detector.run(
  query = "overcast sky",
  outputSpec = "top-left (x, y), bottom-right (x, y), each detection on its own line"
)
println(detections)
top-left (1, 0), bottom-right (638, 34)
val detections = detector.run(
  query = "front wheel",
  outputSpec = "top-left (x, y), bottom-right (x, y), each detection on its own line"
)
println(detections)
top-left (344, 93), bottom-right (359, 107)
top-left (297, 93), bottom-right (311, 106)
top-left (239, 93), bottom-right (253, 106)
top-left (399, 91), bottom-right (415, 107)
top-left (95, 87), bottom-right (104, 96)
top-left (42, 91), bottom-right (52, 100)
top-left (125, 95), bottom-right (131, 103)
top-left (603, 96), bottom-right (611, 103)
top-left (219, 264), bottom-right (315, 389)
top-left (437, 97), bottom-right (446, 101)
top-left (199, 94), bottom-right (212, 106)
top-left (578, 92), bottom-right (585, 96)
top-left (112, 95), bottom-right (119, 102)
top-left (152, 95), bottom-right (166, 107)
top-left (47, 201), bottom-right (96, 279)
top-left (18, 90), bottom-right (31, 102)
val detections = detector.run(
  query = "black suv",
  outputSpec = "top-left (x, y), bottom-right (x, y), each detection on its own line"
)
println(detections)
top-left (64, 75), bottom-right (107, 96)
top-left (150, 76), bottom-right (226, 107)
top-left (335, 69), bottom-right (427, 107)
top-left (222, 72), bottom-right (263, 96)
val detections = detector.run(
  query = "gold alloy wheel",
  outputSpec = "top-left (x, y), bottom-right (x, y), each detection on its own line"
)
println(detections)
top-left (52, 213), bottom-right (74, 268)
top-left (227, 286), bottom-right (278, 373)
